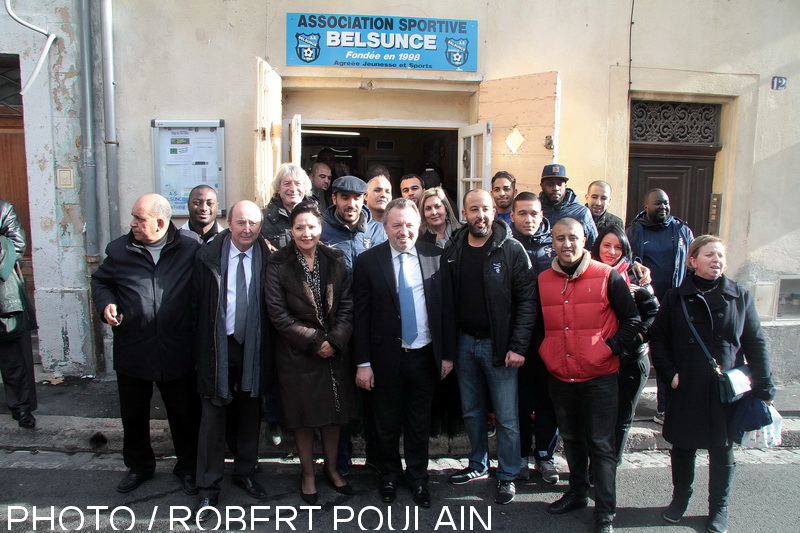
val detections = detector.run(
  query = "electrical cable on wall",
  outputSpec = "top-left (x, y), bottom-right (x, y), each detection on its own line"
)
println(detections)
top-left (4, 0), bottom-right (58, 95)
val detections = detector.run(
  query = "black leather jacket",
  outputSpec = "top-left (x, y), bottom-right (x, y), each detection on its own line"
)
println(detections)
top-left (442, 220), bottom-right (537, 366)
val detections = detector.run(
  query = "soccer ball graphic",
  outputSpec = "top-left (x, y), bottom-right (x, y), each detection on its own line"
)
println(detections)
top-left (452, 52), bottom-right (463, 64)
top-left (302, 48), bottom-right (314, 61)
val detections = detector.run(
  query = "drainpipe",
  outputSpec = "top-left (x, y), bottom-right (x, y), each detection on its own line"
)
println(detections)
top-left (101, 0), bottom-right (121, 238)
top-left (79, 0), bottom-right (99, 261)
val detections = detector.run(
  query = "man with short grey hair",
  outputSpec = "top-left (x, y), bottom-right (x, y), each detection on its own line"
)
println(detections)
top-left (91, 193), bottom-right (201, 496)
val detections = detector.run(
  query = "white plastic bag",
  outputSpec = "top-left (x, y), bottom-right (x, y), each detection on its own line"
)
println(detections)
top-left (740, 404), bottom-right (782, 448)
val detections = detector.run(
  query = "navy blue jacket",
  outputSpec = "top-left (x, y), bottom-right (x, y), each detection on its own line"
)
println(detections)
top-left (626, 211), bottom-right (694, 299)
top-left (320, 205), bottom-right (387, 276)
top-left (540, 188), bottom-right (597, 249)
top-left (511, 218), bottom-right (555, 277)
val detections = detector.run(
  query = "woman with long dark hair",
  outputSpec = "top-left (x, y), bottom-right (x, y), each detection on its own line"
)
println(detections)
top-left (265, 200), bottom-right (357, 504)
top-left (591, 225), bottom-right (659, 463)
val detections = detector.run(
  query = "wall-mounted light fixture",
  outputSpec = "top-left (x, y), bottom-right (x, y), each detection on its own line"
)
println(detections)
top-left (301, 129), bottom-right (361, 136)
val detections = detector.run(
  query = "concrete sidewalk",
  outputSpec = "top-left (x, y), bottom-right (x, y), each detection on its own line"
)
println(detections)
top-left (1, 375), bottom-right (798, 455)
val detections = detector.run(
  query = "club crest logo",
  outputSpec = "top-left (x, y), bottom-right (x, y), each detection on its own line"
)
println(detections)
top-left (295, 33), bottom-right (320, 63)
top-left (445, 38), bottom-right (469, 67)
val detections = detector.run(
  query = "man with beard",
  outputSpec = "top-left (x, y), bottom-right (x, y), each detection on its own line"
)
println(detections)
top-left (585, 181), bottom-right (623, 233)
top-left (539, 164), bottom-right (597, 249)
top-left (182, 185), bottom-right (222, 244)
top-left (365, 169), bottom-right (393, 224)
top-left (490, 171), bottom-right (516, 226)
top-left (626, 188), bottom-right (693, 423)
top-left (442, 189), bottom-right (536, 505)
top-left (320, 175), bottom-right (387, 476)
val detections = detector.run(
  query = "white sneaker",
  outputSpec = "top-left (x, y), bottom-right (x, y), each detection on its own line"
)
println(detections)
top-left (517, 457), bottom-right (530, 480)
top-left (654, 412), bottom-right (665, 425)
top-left (535, 459), bottom-right (559, 484)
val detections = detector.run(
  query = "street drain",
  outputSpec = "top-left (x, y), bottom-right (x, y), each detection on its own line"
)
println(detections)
top-left (90, 433), bottom-right (108, 451)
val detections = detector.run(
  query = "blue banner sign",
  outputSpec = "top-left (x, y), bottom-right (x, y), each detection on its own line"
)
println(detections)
top-left (286, 13), bottom-right (478, 72)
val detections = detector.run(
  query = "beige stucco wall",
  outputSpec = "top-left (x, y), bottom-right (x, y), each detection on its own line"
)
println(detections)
top-left (112, 0), bottom-right (268, 221)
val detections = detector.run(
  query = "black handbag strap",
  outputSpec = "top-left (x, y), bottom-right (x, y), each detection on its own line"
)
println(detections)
top-left (680, 297), bottom-right (721, 374)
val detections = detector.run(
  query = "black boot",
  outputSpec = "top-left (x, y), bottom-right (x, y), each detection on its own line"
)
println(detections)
top-left (663, 447), bottom-right (695, 523)
top-left (707, 457), bottom-right (735, 533)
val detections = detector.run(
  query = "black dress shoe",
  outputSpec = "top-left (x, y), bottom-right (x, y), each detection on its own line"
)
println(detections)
top-left (324, 469), bottom-right (354, 496)
top-left (16, 410), bottom-right (36, 429)
top-left (547, 490), bottom-right (589, 515)
top-left (196, 496), bottom-right (219, 523)
top-left (233, 476), bottom-right (267, 499)
top-left (177, 474), bottom-right (198, 495)
top-left (379, 481), bottom-right (397, 503)
top-left (116, 471), bottom-right (153, 493)
top-left (300, 490), bottom-right (319, 505)
top-left (412, 486), bottom-right (431, 508)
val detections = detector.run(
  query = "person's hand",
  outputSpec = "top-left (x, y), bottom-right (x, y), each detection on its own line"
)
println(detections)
top-left (671, 374), bottom-right (680, 389)
top-left (263, 237), bottom-right (278, 253)
top-left (317, 341), bottom-right (335, 358)
top-left (441, 360), bottom-right (454, 380)
top-left (633, 262), bottom-right (652, 286)
top-left (103, 304), bottom-right (123, 326)
top-left (505, 351), bottom-right (525, 368)
top-left (356, 366), bottom-right (374, 391)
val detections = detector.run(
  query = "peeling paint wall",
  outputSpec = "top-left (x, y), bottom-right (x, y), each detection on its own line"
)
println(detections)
top-left (0, 0), bottom-right (94, 376)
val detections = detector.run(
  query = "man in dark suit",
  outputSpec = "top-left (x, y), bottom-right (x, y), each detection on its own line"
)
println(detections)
top-left (353, 198), bottom-right (456, 507)
top-left (191, 200), bottom-right (272, 521)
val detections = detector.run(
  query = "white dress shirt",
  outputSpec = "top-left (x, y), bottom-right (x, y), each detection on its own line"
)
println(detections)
top-left (391, 246), bottom-right (431, 349)
top-left (225, 245), bottom-right (253, 336)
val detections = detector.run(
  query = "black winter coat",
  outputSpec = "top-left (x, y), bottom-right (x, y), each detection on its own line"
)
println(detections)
top-left (0, 199), bottom-right (26, 257)
top-left (442, 220), bottom-right (536, 366)
top-left (91, 224), bottom-right (200, 381)
top-left (190, 230), bottom-right (272, 399)
top-left (649, 275), bottom-right (776, 449)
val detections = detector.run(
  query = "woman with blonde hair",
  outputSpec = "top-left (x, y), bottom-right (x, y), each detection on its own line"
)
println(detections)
top-left (649, 235), bottom-right (775, 533)
top-left (417, 187), bottom-right (461, 248)
top-left (260, 163), bottom-right (312, 249)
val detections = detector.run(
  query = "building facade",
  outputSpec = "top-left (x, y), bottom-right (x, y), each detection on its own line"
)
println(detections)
top-left (1, 0), bottom-right (798, 380)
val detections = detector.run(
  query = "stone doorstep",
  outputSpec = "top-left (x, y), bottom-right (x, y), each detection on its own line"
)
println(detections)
top-left (1, 415), bottom-right (798, 456)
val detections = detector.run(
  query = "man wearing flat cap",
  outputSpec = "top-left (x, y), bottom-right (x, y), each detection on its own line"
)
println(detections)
top-left (321, 176), bottom-right (387, 276)
top-left (320, 175), bottom-right (388, 478)
top-left (539, 164), bottom-right (598, 249)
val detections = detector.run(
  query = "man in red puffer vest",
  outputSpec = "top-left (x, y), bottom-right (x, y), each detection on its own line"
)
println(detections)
top-left (537, 218), bottom-right (640, 533)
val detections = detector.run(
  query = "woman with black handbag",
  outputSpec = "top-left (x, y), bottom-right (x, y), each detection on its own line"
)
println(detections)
top-left (649, 235), bottom-right (776, 533)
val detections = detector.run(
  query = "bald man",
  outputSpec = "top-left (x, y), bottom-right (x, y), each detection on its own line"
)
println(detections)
top-left (192, 201), bottom-right (272, 519)
top-left (536, 218), bottom-right (639, 533)
top-left (92, 193), bottom-right (202, 495)
top-left (366, 175), bottom-right (393, 223)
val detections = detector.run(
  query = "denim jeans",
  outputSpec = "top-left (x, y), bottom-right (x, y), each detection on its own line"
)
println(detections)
top-left (456, 332), bottom-right (520, 481)
top-left (549, 373), bottom-right (618, 523)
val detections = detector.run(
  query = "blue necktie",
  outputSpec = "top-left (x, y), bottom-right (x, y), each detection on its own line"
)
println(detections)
top-left (234, 252), bottom-right (247, 343)
top-left (398, 252), bottom-right (418, 345)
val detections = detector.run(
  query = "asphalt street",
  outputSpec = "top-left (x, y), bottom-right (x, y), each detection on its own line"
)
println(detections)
top-left (1, 449), bottom-right (799, 533)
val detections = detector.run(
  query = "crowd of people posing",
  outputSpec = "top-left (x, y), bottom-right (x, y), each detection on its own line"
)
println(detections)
top-left (87, 161), bottom-right (775, 533)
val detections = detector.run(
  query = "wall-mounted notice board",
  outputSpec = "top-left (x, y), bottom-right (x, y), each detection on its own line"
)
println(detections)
top-left (151, 119), bottom-right (225, 216)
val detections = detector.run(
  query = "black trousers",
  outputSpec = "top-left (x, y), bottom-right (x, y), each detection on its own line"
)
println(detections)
top-left (518, 353), bottom-right (559, 460)
top-left (549, 373), bottom-right (618, 523)
top-left (196, 338), bottom-right (262, 497)
top-left (0, 333), bottom-right (37, 414)
top-left (371, 344), bottom-right (438, 487)
top-left (116, 371), bottom-right (200, 477)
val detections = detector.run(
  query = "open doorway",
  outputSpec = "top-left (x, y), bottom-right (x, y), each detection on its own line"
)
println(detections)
top-left (300, 126), bottom-right (459, 203)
